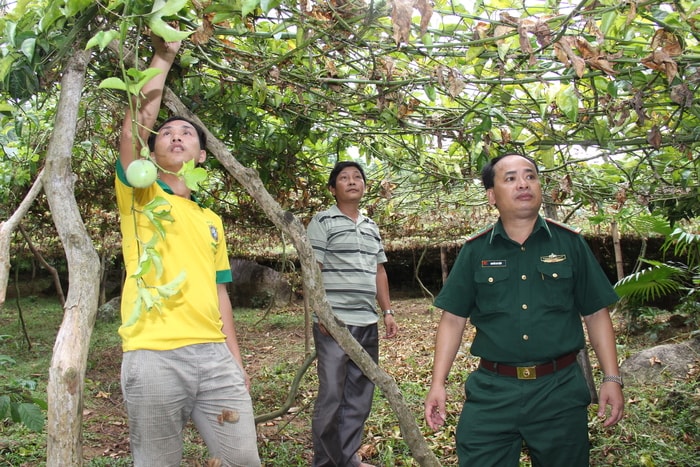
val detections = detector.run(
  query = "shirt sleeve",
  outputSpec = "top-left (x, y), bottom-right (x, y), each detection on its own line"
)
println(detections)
top-left (306, 215), bottom-right (327, 264)
top-left (574, 234), bottom-right (619, 316)
top-left (433, 242), bottom-right (475, 318)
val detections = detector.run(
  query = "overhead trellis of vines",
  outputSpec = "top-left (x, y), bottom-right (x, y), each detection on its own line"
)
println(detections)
top-left (1, 0), bottom-right (699, 242)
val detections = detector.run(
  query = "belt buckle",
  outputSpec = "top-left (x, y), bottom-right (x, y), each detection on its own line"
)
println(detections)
top-left (517, 366), bottom-right (536, 380)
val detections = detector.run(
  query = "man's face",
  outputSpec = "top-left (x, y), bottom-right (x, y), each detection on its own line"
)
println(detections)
top-left (486, 155), bottom-right (542, 217)
top-left (330, 167), bottom-right (365, 202)
top-left (151, 120), bottom-right (206, 170)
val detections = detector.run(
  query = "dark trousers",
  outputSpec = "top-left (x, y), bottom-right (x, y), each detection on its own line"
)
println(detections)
top-left (312, 322), bottom-right (379, 467)
top-left (457, 362), bottom-right (592, 467)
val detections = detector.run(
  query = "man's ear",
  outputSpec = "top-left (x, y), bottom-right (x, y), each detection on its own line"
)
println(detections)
top-left (197, 149), bottom-right (206, 164)
top-left (486, 188), bottom-right (496, 206)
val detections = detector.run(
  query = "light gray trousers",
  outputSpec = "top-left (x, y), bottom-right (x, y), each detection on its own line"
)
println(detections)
top-left (312, 323), bottom-right (379, 467)
top-left (121, 343), bottom-right (260, 467)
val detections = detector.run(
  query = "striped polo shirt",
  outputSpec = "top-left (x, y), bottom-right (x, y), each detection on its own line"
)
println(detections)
top-left (307, 205), bottom-right (387, 326)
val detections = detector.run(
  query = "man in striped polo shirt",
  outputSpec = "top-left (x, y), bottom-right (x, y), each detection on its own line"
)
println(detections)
top-left (307, 161), bottom-right (399, 467)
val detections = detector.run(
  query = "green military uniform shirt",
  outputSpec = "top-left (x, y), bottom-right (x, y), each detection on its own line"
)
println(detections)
top-left (435, 215), bottom-right (619, 364)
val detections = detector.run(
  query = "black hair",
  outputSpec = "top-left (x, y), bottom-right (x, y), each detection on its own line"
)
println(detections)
top-left (147, 115), bottom-right (207, 152)
top-left (328, 161), bottom-right (366, 188)
top-left (481, 153), bottom-right (539, 189)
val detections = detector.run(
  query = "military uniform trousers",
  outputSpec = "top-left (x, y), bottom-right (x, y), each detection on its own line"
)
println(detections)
top-left (456, 361), bottom-right (592, 467)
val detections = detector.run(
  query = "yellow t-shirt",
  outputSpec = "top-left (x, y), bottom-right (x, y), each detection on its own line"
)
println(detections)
top-left (115, 161), bottom-right (232, 351)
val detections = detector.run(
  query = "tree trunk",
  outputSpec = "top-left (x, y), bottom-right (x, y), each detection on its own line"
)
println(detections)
top-left (611, 221), bottom-right (625, 281)
top-left (0, 168), bottom-right (44, 308)
top-left (161, 90), bottom-right (442, 466)
top-left (440, 245), bottom-right (448, 285)
top-left (43, 48), bottom-right (100, 467)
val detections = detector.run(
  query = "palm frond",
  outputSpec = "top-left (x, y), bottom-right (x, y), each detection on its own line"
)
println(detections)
top-left (614, 260), bottom-right (686, 302)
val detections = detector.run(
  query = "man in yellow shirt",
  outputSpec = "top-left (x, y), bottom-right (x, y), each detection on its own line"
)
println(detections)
top-left (116, 33), bottom-right (260, 467)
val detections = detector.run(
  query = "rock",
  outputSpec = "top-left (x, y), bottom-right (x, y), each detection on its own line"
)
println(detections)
top-left (620, 336), bottom-right (700, 385)
top-left (96, 296), bottom-right (121, 322)
top-left (229, 259), bottom-right (292, 308)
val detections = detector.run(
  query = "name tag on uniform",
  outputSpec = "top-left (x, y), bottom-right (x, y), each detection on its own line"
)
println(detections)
top-left (482, 260), bottom-right (507, 267)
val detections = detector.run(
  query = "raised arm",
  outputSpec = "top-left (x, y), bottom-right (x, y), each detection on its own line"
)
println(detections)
top-left (119, 34), bottom-right (181, 170)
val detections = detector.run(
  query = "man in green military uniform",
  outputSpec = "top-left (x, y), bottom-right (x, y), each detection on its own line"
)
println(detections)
top-left (424, 154), bottom-right (624, 467)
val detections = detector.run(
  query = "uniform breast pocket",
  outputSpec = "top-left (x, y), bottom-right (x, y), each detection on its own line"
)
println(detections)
top-left (474, 267), bottom-right (511, 313)
top-left (537, 263), bottom-right (574, 307)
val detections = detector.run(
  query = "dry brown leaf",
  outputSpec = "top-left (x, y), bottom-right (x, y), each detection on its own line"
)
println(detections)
top-left (631, 91), bottom-right (646, 125)
top-left (414, 0), bottom-right (433, 36)
top-left (499, 12), bottom-right (520, 26)
top-left (190, 14), bottom-right (215, 45)
top-left (626, 0), bottom-right (637, 26)
top-left (648, 354), bottom-right (663, 366)
top-left (670, 83), bottom-right (693, 107)
top-left (379, 179), bottom-right (397, 199)
top-left (554, 37), bottom-right (586, 78)
top-left (641, 49), bottom-right (678, 83)
top-left (587, 56), bottom-right (617, 76)
top-left (494, 24), bottom-right (514, 45)
top-left (533, 19), bottom-right (553, 47)
top-left (391, 0), bottom-right (413, 45)
top-left (574, 37), bottom-right (597, 59)
top-left (518, 20), bottom-right (534, 55)
top-left (380, 57), bottom-right (395, 80)
top-left (447, 69), bottom-right (465, 98)
top-left (650, 29), bottom-right (683, 57)
top-left (474, 21), bottom-right (490, 40)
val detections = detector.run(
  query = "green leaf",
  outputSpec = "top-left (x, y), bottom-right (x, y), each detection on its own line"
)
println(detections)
top-left (424, 84), bottom-right (436, 102)
top-left (123, 294), bottom-right (143, 327)
top-left (139, 286), bottom-right (156, 311)
top-left (614, 260), bottom-right (685, 301)
top-left (17, 403), bottom-right (44, 432)
top-left (148, 17), bottom-right (193, 42)
top-left (20, 38), bottom-right (35, 61)
top-left (182, 167), bottom-right (208, 191)
top-left (242, 0), bottom-right (261, 17)
top-left (65, 0), bottom-right (94, 16)
top-left (148, 0), bottom-right (192, 42)
top-left (0, 395), bottom-right (9, 417)
top-left (155, 270), bottom-right (187, 298)
top-left (556, 86), bottom-right (579, 123)
top-left (260, 0), bottom-right (281, 14)
top-left (98, 77), bottom-right (128, 92)
top-left (85, 30), bottom-right (120, 51)
top-left (151, 0), bottom-right (188, 17)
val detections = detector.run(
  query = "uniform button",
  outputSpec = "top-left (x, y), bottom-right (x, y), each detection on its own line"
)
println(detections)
top-left (522, 304), bottom-right (528, 310)
top-left (523, 334), bottom-right (529, 340)
top-left (521, 246), bottom-right (526, 252)
top-left (488, 277), bottom-right (494, 283)
top-left (552, 273), bottom-right (558, 278)
top-left (521, 274), bottom-right (527, 280)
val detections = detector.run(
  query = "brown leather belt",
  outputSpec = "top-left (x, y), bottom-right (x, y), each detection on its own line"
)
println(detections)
top-left (479, 351), bottom-right (578, 380)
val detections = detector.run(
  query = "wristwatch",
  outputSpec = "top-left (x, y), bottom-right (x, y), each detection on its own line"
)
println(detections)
top-left (382, 309), bottom-right (395, 316)
top-left (602, 375), bottom-right (624, 388)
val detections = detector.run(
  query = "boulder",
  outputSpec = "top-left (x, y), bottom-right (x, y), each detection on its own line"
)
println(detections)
top-left (620, 336), bottom-right (700, 385)
top-left (229, 259), bottom-right (292, 308)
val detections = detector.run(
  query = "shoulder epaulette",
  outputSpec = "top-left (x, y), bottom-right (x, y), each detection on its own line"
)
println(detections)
top-left (545, 218), bottom-right (582, 234)
top-left (466, 225), bottom-right (494, 242)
